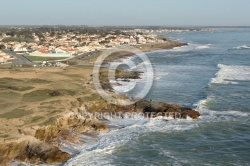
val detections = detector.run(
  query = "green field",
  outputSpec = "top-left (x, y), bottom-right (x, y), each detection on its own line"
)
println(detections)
top-left (0, 109), bottom-right (33, 119)
top-left (25, 55), bottom-right (67, 61)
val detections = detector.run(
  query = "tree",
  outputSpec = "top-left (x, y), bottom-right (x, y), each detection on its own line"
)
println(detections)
top-left (50, 31), bottom-right (56, 37)
top-left (6, 31), bottom-right (15, 37)
top-left (162, 38), bottom-right (167, 41)
top-left (0, 44), bottom-right (5, 49)
top-left (76, 38), bottom-right (82, 42)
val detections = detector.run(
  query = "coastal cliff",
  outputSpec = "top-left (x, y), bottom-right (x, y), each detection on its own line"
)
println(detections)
top-left (0, 138), bottom-right (71, 165)
top-left (0, 112), bottom-right (108, 165)
top-left (0, 97), bottom-right (200, 165)
top-left (0, 40), bottom-right (200, 165)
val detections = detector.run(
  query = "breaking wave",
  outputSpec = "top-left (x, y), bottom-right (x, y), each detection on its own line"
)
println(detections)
top-left (65, 95), bottom-right (249, 166)
top-left (195, 44), bottom-right (211, 50)
top-left (231, 45), bottom-right (250, 50)
top-left (210, 64), bottom-right (250, 84)
top-left (169, 43), bottom-right (211, 52)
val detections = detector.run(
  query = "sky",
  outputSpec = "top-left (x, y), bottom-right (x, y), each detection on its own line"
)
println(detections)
top-left (0, 0), bottom-right (249, 26)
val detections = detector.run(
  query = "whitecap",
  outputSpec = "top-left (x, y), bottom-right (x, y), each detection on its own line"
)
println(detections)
top-left (168, 43), bottom-right (211, 52)
top-left (194, 96), bottom-right (250, 119)
top-left (231, 45), bottom-right (250, 50)
top-left (65, 106), bottom-right (249, 166)
top-left (170, 44), bottom-right (195, 52)
top-left (194, 96), bottom-right (214, 111)
top-left (210, 64), bottom-right (250, 84)
top-left (195, 44), bottom-right (211, 50)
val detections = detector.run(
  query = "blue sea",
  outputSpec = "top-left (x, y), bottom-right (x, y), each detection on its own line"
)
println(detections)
top-left (66, 29), bottom-right (250, 166)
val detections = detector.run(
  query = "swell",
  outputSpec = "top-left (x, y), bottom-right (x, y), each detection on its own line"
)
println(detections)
top-left (230, 45), bottom-right (250, 50)
top-left (210, 64), bottom-right (250, 84)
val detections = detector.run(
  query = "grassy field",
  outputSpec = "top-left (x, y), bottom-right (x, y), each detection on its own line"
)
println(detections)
top-left (0, 109), bottom-right (33, 119)
top-left (0, 66), bottom-right (94, 139)
top-left (25, 55), bottom-right (67, 61)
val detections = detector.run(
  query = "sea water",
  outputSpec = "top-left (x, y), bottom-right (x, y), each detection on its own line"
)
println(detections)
top-left (65, 29), bottom-right (250, 166)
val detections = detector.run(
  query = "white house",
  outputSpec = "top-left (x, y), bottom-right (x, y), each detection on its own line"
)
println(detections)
top-left (14, 45), bottom-right (28, 53)
top-left (0, 56), bottom-right (7, 64)
top-left (55, 48), bottom-right (67, 54)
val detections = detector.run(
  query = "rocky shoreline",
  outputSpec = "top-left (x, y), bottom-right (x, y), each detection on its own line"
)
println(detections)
top-left (104, 41), bottom-right (188, 62)
top-left (0, 99), bottom-right (200, 165)
top-left (0, 41), bottom-right (200, 165)
top-left (72, 40), bottom-right (188, 65)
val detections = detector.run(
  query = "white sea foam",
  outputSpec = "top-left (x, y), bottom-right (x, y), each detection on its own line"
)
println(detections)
top-left (195, 44), bottom-right (211, 50)
top-left (66, 64), bottom-right (250, 166)
top-left (194, 96), bottom-right (214, 111)
top-left (194, 96), bottom-right (250, 119)
top-left (170, 44), bottom-right (195, 52)
top-left (153, 72), bottom-right (168, 80)
top-left (65, 104), bottom-right (250, 166)
top-left (211, 64), bottom-right (250, 84)
top-left (65, 117), bottom-right (201, 166)
top-left (111, 79), bottom-right (138, 93)
top-left (169, 43), bottom-right (211, 52)
top-left (232, 45), bottom-right (250, 50)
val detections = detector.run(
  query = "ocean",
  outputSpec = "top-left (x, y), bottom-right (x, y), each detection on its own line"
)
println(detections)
top-left (65, 29), bottom-right (250, 166)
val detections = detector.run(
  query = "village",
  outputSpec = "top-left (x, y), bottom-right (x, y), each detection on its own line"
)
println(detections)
top-left (0, 27), bottom-right (171, 66)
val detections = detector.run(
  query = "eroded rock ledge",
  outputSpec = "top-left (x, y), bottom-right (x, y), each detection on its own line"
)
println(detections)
top-left (0, 138), bottom-right (71, 165)
top-left (0, 112), bottom-right (108, 165)
top-left (0, 99), bottom-right (200, 165)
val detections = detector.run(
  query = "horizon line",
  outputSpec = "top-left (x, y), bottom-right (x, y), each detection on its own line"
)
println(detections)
top-left (0, 25), bottom-right (250, 28)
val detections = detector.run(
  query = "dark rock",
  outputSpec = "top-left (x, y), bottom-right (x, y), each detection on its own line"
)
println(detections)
top-left (133, 100), bottom-right (200, 119)
top-left (0, 139), bottom-right (71, 165)
top-left (15, 141), bottom-right (71, 165)
top-left (181, 109), bottom-right (201, 119)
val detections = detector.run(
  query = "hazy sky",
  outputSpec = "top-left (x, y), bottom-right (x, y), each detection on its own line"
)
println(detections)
top-left (0, 0), bottom-right (249, 26)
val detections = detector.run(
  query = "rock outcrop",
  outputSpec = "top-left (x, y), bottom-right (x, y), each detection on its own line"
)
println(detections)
top-left (34, 112), bottom-right (108, 145)
top-left (180, 107), bottom-right (201, 119)
top-left (0, 111), bottom-right (108, 165)
top-left (0, 138), bottom-right (71, 165)
top-left (0, 99), bottom-right (200, 165)
top-left (134, 100), bottom-right (200, 119)
top-left (81, 98), bottom-right (201, 119)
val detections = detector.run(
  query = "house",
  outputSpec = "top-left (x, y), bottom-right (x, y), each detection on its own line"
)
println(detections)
top-left (14, 45), bottom-right (28, 53)
top-left (0, 56), bottom-right (7, 64)
top-left (68, 41), bottom-right (79, 46)
top-left (137, 36), bottom-right (147, 44)
top-left (55, 47), bottom-right (67, 54)
top-left (129, 38), bottom-right (137, 45)
top-left (58, 46), bottom-right (79, 54)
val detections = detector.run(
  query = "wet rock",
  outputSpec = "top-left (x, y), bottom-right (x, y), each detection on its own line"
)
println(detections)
top-left (0, 139), bottom-right (71, 165)
top-left (181, 107), bottom-right (201, 119)
top-left (133, 100), bottom-right (200, 119)
top-left (14, 141), bottom-right (71, 165)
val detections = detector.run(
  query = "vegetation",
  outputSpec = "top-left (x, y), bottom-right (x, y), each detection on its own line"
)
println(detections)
top-left (22, 89), bottom-right (53, 102)
top-left (68, 60), bottom-right (78, 65)
top-left (0, 77), bottom-right (22, 84)
top-left (31, 116), bottom-right (45, 123)
top-left (43, 117), bottom-right (57, 126)
top-left (2, 37), bottom-right (34, 43)
top-left (0, 85), bottom-right (34, 91)
top-left (0, 44), bottom-right (5, 49)
top-left (0, 91), bottom-right (21, 99)
top-left (0, 66), bottom-right (95, 140)
top-left (0, 109), bottom-right (33, 119)
top-left (27, 78), bottom-right (52, 84)
top-left (25, 55), bottom-right (67, 62)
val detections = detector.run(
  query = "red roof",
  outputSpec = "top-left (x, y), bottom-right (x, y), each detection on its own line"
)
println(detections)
top-left (38, 49), bottom-right (47, 53)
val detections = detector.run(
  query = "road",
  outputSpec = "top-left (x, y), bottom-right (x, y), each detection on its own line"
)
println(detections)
top-left (3, 50), bottom-right (34, 66)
